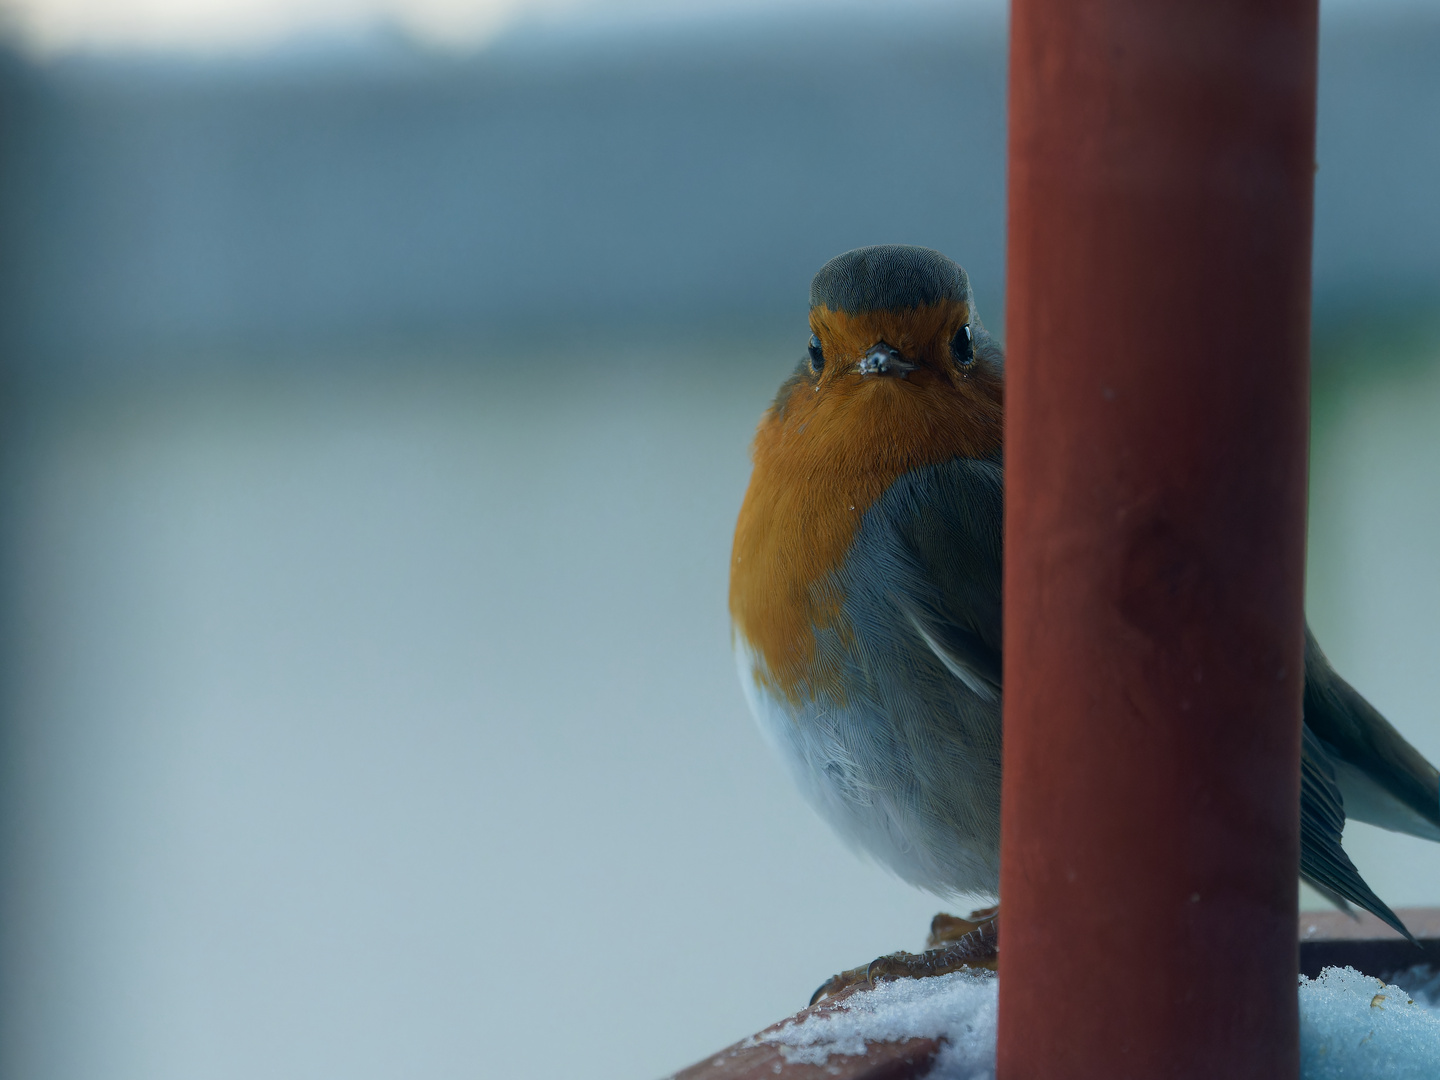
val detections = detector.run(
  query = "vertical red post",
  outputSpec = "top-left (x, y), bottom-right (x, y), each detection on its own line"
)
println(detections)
top-left (999, 0), bottom-right (1318, 1076)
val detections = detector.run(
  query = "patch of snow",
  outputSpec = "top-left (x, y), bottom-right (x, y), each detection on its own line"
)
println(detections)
top-left (760, 970), bottom-right (997, 1079)
top-left (1299, 966), bottom-right (1440, 1078)
top-left (755, 966), bottom-right (1440, 1080)
top-left (1386, 962), bottom-right (1440, 1009)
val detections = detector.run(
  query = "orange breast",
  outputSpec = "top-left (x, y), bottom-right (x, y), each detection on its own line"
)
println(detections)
top-left (729, 302), bottom-right (1004, 704)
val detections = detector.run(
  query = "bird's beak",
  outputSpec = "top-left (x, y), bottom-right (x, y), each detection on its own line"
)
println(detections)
top-left (857, 343), bottom-right (917, 378)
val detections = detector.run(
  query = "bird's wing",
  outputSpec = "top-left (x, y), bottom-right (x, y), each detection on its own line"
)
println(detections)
top-left (1300, 725), bottom-right (1415, 941)
top-left (875, 459), bottom-right (1435, 939)
top-left (902, 607), bottom-right (1001, 703)
top-left (881, 456), bottom-right (1004, 698)
top-left (1304, 627), bottom-right (1440, 841)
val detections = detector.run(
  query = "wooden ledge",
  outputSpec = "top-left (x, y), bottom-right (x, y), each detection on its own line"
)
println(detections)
top-left (666, 982), bottom-right (942, 1080)
top-left (665, 908), bottom-right (1440, 1080)
top-left (1299, 906), bottom-right (1440, 981)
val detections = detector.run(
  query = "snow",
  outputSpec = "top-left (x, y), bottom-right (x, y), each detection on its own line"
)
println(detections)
top-left (1299, 966), bottom-right (1440, 1079)
top-left (761, 970), bottom-right (997, 1079)
top-left (756, 966), bottom-right (1440, 1079)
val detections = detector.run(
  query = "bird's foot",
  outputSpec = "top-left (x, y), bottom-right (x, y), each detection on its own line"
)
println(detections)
top-left (925, 906), bottom-right (998, 948)
top-left (808, 908), bottom-right (999, 1006)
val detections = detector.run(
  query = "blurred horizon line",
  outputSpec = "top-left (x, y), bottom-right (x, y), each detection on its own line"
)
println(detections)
top-left (3, 0), bottom-right (1000, 62)
top-left (2, 0), bottom-right (1433, 64)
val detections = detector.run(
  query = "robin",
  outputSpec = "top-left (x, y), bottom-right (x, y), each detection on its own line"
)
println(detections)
top-left (728, 244), bottom-right (1440, 1001)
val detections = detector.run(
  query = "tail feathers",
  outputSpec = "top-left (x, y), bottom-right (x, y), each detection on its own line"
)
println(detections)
top-left (1300, 725), bottom-right (1416, 945)
top-left (1299, 842), bottom-right (1414, 944)
top-left (1304, 627), bottom-right (1440, 838)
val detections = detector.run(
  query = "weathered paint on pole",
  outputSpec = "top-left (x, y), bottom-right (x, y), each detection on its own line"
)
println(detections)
top-left (999, 0), bottom-right (1318, 1076)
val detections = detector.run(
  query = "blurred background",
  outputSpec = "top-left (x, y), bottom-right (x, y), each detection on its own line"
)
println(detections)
top-left (0, 0), bottom-right (1436, 1077)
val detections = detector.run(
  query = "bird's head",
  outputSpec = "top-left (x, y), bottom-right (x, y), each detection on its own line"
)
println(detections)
top-left (804, 245), bottom-right (1001, 396)
top-left (762, 246), bottom-right (1003, 463)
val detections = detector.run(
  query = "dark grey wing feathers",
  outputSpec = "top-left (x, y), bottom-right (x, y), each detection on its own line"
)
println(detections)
top-left (1303, 627), bottom-right (1440, 834)
top-left (879, 460), bottom-right (1432, 939)
top-left (902, 604), bottom-right (1001, 703)
top-left (887, 457), bottom-right (1004, 677)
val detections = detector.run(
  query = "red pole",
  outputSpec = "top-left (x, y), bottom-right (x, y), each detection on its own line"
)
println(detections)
top-left (999, 0), bottom-right (1317, 1076)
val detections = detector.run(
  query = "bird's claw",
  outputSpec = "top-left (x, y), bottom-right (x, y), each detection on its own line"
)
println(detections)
top-left (926, 906), bottom-right (998, 948)
top-left (808, 909), bottom-right (1000, 1006)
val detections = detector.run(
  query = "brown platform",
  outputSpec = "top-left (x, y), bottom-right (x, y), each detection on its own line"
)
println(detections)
top-left (1298, 906), bottom-right (1440, 982)
top-left (665, 908), bottom-right (1440, 1080)
top-left (666, 981), bottom-right (942, 1080)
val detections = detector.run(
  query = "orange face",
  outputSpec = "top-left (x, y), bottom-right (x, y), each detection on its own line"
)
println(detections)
top-left (730, 298), bottom-right (1004, 703)
top-left (809, 300), bottom-right (975, 389)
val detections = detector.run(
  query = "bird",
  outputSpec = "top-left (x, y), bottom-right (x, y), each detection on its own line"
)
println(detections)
top-left (728, 244), bottom-right (1440, 994)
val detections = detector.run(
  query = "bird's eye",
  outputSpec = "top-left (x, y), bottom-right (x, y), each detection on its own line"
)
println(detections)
top-left (808, 334), bottom-right (825, 374)
top-left (951, 324), bottom-right (975, 368)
